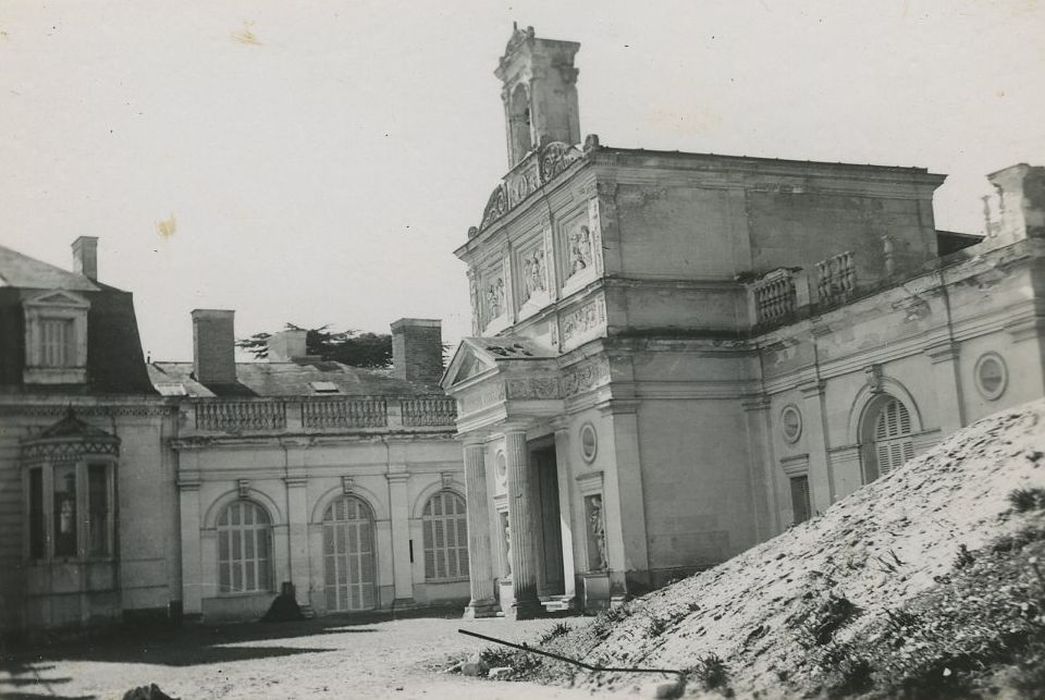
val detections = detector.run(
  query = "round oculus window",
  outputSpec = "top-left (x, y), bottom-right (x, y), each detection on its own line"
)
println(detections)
top-left (580, 423), bottom-right (598, 463)
top-left (495, 450), bottom-right (508, 482)
top-left (781, 405), bottom-right (803, 443)
top-left (974, 352), bottom-right (1007, 401)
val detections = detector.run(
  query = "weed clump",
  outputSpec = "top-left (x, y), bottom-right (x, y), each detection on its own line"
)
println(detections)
top-left (686, 653), bottom-right (731, 693)
top-left (1009, 487), bottom-right (1045, 513)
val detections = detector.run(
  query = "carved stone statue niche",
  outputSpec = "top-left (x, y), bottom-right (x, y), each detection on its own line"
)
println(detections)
top-left (522, 249), bottom-right (546, 301)
top-left (486, 277), bottom-right (506, 319)
top-left (584, 493), bottom-right (607, 571)
top-left (568, 225), bottom-right (593, 277)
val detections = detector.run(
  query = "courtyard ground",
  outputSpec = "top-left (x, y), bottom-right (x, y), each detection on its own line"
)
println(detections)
top-left (0, 608), bottom-right (611, 699)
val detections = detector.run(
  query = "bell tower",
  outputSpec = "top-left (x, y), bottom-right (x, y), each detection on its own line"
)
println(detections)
top-left (495, 25), bottom-right (581, 168)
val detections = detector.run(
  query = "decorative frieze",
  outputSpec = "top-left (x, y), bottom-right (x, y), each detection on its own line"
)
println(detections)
top-left (459, 382), bottom-right (507, 414)
top-left (561, 356), bottom-right (611, 397)
top-left (505, 376), bottom-right (561, 400)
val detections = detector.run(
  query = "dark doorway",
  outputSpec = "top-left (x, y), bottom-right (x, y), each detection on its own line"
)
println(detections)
top-left (531, 443), bottom-right (565, 597)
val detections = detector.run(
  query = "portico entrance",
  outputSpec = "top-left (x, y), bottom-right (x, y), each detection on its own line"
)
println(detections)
top-left (531, 441), bottom-right (565, 598)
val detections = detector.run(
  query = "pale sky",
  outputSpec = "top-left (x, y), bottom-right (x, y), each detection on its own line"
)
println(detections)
top-left (2, 1), bottom-right (1043, 360)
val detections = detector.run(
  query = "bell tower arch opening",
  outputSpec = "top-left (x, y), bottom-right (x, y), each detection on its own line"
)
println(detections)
top-left (508, 83), bottom-right (533, 165)
top-left (496, 24), bottom-right (582, 168)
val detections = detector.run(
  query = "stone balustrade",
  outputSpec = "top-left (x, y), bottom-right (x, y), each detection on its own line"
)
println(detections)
top-left (753, 269), bottom-right (798, 325)
top-left (401, 397), bottom-right (457, 427)
top-left (815, 251), bottom-right (856, 307)
top-left (188, 395), bottom-right (456, 434)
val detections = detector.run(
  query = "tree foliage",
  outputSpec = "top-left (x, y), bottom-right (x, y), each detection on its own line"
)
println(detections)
top-left (236, 323), bottom-right (392, 368)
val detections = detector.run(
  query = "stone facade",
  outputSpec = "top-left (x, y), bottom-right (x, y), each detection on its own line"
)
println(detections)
top-left (443, 27), bottom-right (1045, 617)
top-left (155, 314), bottom-right (466, 621)
top-left (0, 240), bottom-right (180, 631)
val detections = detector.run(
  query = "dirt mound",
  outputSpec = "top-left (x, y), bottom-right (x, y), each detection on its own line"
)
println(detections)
top-left (512, 399), bottom-right (1045, 697)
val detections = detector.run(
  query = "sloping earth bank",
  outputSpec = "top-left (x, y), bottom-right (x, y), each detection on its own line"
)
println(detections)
top-left (494, 399), bottom-right (1045, 698)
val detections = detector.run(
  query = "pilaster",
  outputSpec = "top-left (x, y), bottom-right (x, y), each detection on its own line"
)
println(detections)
top-left (386, 471), bottom-right (414, 605)
top-left (740, 394), bottom-right (778, 538)
top-left (284, 476), bottom-right (310, 605)
top-left (925, 342), bottom-right (965, 435)
top-left (798, 381), bottom-right (834, 511)
top-left (177, 478), bottom-right (202, 616)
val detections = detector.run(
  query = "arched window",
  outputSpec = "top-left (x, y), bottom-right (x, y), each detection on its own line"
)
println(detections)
top-left (217, 501), bottom-right (272, 594)
top-left (863, 396), bottom-right (915, 482)
top-left (508, 83), bottom-right (532, 165)
top-left (421, 491), bottom-right (469, 582)
top-left (323, 496), bottom-right (376, 611)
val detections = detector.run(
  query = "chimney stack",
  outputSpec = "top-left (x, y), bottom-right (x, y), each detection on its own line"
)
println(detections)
top-left (72, 236), bottom-right (98, 280)
top-left (390, 318), bottom-right (443, 386)
top-left (192, 309), bottom-right (237, 385)
top-left (267, 329), bottom-right (309, 362)
top-left (983, 163), bottom-right (1045, 250)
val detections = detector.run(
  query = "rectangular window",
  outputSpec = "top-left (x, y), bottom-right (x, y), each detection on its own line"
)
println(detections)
top-left (790, 475), bottom-right (812, 525)
top-left (53, 463), bottom-right (78, 557)
top-left (40, 318), bottom-right (75, 368)
top-left (28, 468), bottom-right (44, 559)
top-left (88, 463), bottom-right (110, 556)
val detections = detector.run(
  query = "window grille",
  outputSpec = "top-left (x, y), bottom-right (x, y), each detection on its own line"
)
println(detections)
top-left (217, 501), bottom-right (273, 594)
top-left (873, 398), bottom-right (914, 476)
top-left (422, 491), bottom-right (469, 582)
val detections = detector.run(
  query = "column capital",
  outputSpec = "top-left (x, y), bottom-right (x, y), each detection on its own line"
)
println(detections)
top-left (284, 476), bottom-right (308, 488)
top-left (740, 394), bottom-right (771, 412)
top-left (498, 420), bottom-right (532, 436)
top-left (924, 342), bottom-right (960, 364)
top-left (798, 381), bottom-right (824, 399)
top-left (386, 472), bottom-right (410, 485)
top-left (596, 398), bottom-right (640, 416)
top-left (460, 432), bottom-right (489, 448)
top-left (176, 478), bottom-right (201, 492)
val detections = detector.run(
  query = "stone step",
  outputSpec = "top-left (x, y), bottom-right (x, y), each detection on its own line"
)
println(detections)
top-left (299, 604), bottom-right (317, 619)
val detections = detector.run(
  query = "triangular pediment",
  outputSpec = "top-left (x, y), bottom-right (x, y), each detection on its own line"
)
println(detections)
top-left (24, 289), bottom-right (91, 309)
top-left (442, 338), bottom-right (499, 390)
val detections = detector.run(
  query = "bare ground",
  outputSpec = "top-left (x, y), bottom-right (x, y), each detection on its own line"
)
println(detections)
top-left (0, 609), bottom-right (611, 699)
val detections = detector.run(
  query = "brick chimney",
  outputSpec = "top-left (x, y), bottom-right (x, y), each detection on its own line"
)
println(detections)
top-left (72, 236), bottom-right (98, 280)
top-left (192, 309), bottom-right (237, 384)
top-left (390, 318), bottom-right (443, 385)
top-left (267, 329), bottom-right (308, 362)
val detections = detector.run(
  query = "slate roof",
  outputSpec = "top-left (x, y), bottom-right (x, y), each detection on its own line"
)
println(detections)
top-left (0, 244), bottom-right (100, 291)
top-left (148, 359), bottom-right (445, 398)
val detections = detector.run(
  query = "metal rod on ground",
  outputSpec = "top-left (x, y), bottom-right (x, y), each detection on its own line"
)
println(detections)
top-left (458, 628), bottom-right (684, 677)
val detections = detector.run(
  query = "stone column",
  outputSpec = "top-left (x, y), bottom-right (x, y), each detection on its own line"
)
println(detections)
top-left (926, 342), bottom-right (965, 436)
top-left (386, 472), bottom-right (414, 606)
top-left (462, 438), bottom-right (498, 618)
top-left (503, 424), bottom-right (542, 619)
top-left (552, 421), bottom-right (577, 603)
top-left (177, 478), bottom-right (203, 616)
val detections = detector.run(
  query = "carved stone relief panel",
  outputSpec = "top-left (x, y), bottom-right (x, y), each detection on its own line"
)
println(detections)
top-left (561, 355), bottom-right (611, 397)
top-left (514, 231), bottom-right (550, 318)
top-left (505, 376), bottom-right (561, 400)
top-left (586, 196), bottom-right (605, 276)
top-left (559, 295), bottom-right (607, 349)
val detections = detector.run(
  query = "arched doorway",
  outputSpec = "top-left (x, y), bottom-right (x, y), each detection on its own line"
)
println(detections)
top-left (322, 495), bottom-right (376, 612)
top-left (861, 395), bottom-right (915, 483)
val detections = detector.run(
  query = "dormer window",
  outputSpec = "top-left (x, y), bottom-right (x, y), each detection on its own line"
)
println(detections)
top-left (23, 290), bottom-right (89, 384)
top-left (308, 381), bottom-right (341, 394)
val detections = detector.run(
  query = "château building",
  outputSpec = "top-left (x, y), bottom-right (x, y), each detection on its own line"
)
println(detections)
top-left (442, 26), bottom-right (1045, 618)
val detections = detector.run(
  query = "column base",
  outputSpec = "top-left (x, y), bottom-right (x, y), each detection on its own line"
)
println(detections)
top-left (504, 598), bottom-right (544, 620)
top-left (462, 599), bottom-right (500, 619)
top-left (391, 598), bottom-right (416, 611)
